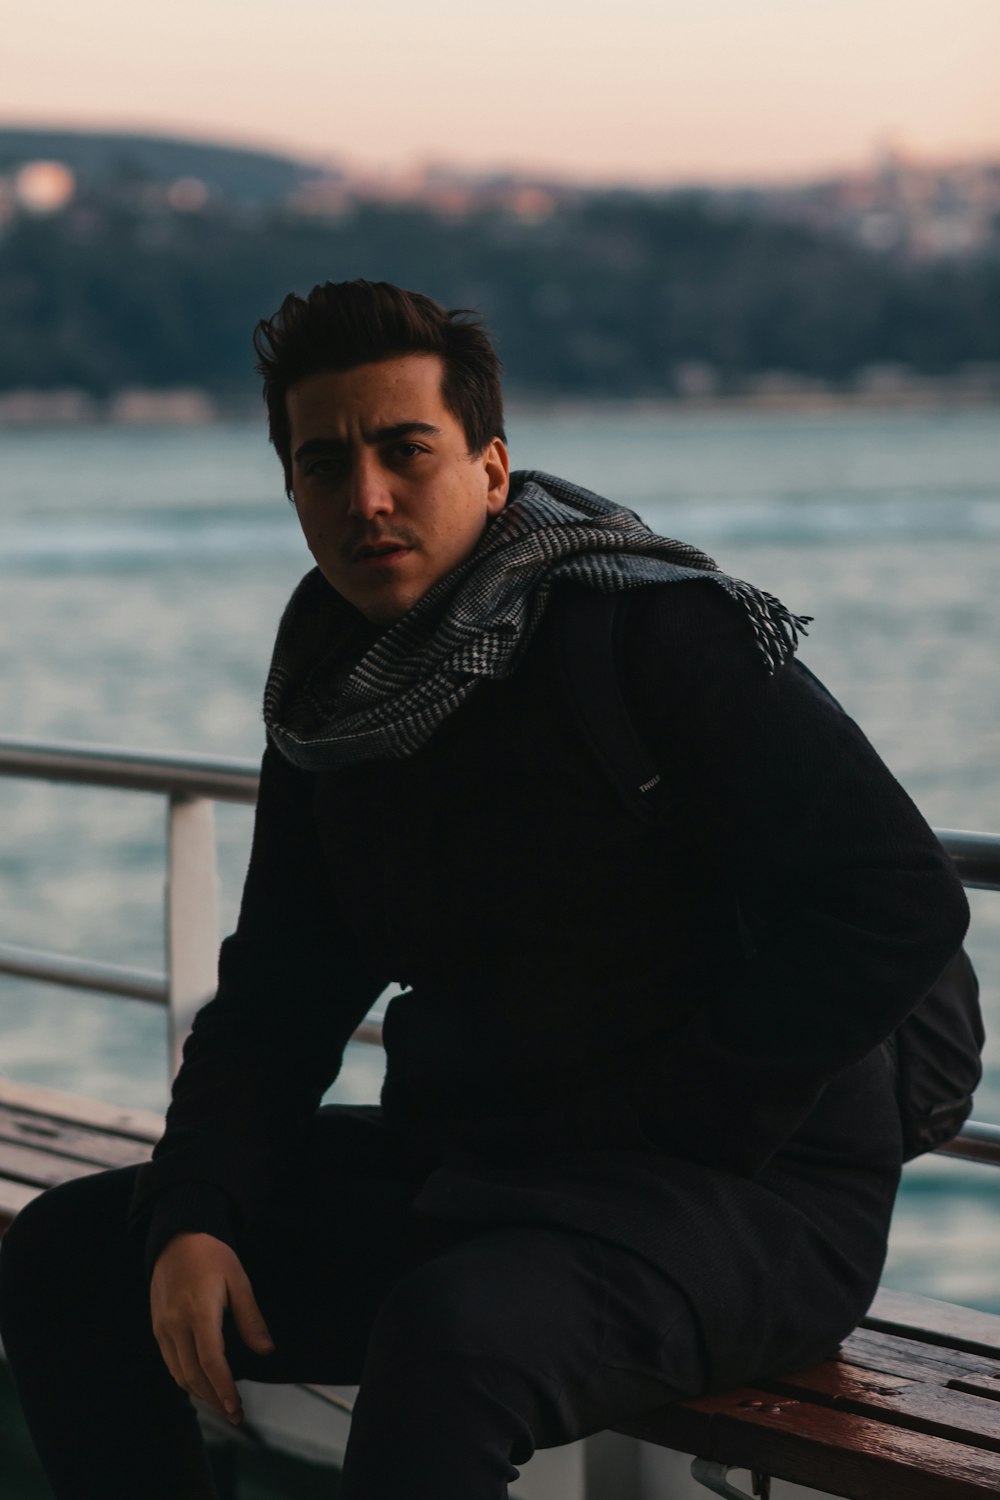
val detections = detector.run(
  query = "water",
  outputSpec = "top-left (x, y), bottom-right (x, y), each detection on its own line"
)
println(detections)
top-left (2, 404), bottom-right (999, 1310)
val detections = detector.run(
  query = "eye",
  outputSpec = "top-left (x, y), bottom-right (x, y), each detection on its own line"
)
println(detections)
top-left (303, 456), bottom-right (344, 479)
top-left (388, 442), bottom-right (427, 461)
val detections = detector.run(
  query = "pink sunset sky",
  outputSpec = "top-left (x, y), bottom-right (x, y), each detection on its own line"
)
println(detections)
top-left (4, 0), bottom-right (999, 184)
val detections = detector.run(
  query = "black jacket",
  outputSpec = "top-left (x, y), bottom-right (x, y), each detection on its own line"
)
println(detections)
top-left (131, 579), bottom-right (969, 1383)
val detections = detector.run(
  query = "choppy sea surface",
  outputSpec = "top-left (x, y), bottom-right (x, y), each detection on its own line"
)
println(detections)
top-left (2, 404), bottom-right (999, 1310)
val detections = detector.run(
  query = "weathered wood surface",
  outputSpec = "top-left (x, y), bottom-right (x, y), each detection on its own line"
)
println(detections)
top-left (773, 1360), bottom-right (1000, 1451)
top-left (842, 1327), bottom-right (1000, 1386)
top-left (0, 1107), bottom-right (157, 1169)
top-left (0, 1079), bottom-right (160, 1229)
top-left (619, 1296), bottom-right (1000, 1497)
top-left (626, 1387), bottom-right (1000, 1498)
top-left (0, 1177), bottom-right (39, 1224)
top-left (0, 1139), bottom-right (105, 1192)
top-left (865, 1288), bottom-right (1000, 1359)
top-left (0, 1078), bottom-right (163, 1139)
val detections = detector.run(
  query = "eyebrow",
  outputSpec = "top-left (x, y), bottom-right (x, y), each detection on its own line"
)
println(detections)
top-left (293, 422), bottom-right (442, 464)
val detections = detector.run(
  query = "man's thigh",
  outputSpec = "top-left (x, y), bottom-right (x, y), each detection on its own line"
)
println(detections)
top-left (230, 1106), bottom-right (707, 1433)
top-left (228, 1105), bottom-right (465, 1383)
top-left (240, 1163), bottom-right (709, 1443)
top-left (356, 1225), bottom-right (709, 1446)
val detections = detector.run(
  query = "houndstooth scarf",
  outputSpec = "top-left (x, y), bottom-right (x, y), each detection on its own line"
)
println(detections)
top-left (263, 469), bottom-right (811, 771)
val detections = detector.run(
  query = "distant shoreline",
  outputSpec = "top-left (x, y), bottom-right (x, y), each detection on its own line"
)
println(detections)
top-left (1, 384), bottom-right (997, 428)
top-left (508, 388), bottom-right (1000, 419)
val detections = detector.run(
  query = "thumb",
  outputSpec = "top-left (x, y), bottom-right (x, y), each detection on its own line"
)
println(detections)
top-left (229, 1269), bottom-right (275, 1354)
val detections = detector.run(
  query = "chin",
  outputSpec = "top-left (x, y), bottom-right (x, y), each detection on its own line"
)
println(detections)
top-left (321, 572), bottom-right (411, 626)
top-left (357, 591), bottom-right (418, 627)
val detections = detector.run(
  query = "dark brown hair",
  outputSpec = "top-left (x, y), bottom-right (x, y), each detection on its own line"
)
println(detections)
top-left (253, 279), bottom-right (506, 493)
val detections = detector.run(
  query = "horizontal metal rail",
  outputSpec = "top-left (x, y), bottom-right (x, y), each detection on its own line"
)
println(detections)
top-left (1, 734), bottom-right (998, 886)
top-left (0, 943), bottom-right (168, 1005)
top-left (0, 940), bottom-right (386, 1047)
top-left (937, 830), bottom-right (1000, 892)
top-left (933, 1120), bottom-right (1000, 1167)
top-left (0, 737), bottom-right (259, 803)
top-left (1, 732), bottom-right (998, 879)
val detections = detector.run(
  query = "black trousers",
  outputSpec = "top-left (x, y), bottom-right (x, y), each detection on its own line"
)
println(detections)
top-left (0, 1108), bottom-right (707, 1500)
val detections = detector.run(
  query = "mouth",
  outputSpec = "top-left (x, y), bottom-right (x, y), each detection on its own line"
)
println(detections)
top-left (353, 541), bottom-right (413, 567)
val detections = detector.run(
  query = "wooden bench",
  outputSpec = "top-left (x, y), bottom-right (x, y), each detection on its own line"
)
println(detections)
top-left (2, 1077), bottom-right (999, 1500)
top-left (0, 1076), bottom-right (161, 1234)
top-left (619, 1288), bottom-right (1000, 1498)
top-left (0, 1078), bottom-right (346, 1492)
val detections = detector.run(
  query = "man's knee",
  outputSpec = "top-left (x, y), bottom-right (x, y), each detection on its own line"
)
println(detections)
top-left (355, 1236), bottom-right (605, 1465)
top-left (0, 1167), bottom-right (141, 1332)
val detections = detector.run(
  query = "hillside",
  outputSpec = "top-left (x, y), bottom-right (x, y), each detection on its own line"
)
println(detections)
top-left (0, 127), bottom-right (314, 202)
top-left (1, 129), bottom-right (997, 402)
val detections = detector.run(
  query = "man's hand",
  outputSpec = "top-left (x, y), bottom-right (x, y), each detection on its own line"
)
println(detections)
top-left (150, 1232), bottom-right (275, 1425)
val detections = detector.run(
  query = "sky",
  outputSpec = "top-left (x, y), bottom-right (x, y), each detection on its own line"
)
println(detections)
top-left (3, 0), bottom-right (999, 184)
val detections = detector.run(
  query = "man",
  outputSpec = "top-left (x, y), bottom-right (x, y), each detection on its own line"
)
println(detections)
top-left (0, 280), bottom-right (969, 1499)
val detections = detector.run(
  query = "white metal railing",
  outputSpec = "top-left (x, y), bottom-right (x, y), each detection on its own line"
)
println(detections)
top-left (0, 738), bottom-right (256, 1076)
top-left (0, 735), bottom-right (997, 1161)
top-left (0, 737), bottom-right (380, 1077)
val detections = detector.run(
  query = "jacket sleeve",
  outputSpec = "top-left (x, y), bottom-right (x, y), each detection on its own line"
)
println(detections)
top-left (558, 580), bottom-right (970, 1175)
top-left (128, 741), bottom-right (389, 1252)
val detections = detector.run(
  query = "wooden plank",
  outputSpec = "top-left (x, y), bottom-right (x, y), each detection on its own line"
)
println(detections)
top-left (0, 1178), bottom-right (41, 1222)
top-left (948, 1376), bottom-right (1000, 1403)
top-left (0, 1105), bottom-right (155, 1170)
top-left (841, 1328), bottom-right (1000, 1387)
top-left (0, 1078), bottom-right (162, 1140)
top-left (622, 1386), bottom-right (1000, 1499)
top-left (776, 1363), bottom-right (912, 1401)
top-left (771, 1359), bottom-right (1000, 1452)
top-left (0, 1139), bottom-right (105, 1191)
top-left (866, 1289), bottom-right (1000, 1359)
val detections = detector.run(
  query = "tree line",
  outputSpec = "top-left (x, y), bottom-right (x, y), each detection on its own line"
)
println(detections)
top-left (2, 193), bottom-right (998, 397)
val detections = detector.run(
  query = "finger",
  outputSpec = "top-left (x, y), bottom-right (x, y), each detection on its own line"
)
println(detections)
top-left (195, 1331), bottom-right (244, 1424)
top-left (229, 1274), bottom-right (276, 1355)
top-left (157, 1315), bottom-right (239, 1422)
top-left (174, 1331), bottom-right (229, 1417)
top-left (155, 1329), bottom-right (186, 1393)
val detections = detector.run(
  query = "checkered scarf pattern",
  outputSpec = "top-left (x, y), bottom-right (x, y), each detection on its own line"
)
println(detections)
top-left (263, 469), bottom-right (811, 770)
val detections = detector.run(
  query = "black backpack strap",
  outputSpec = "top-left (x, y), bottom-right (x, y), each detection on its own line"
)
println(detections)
top-left (558, 587), bottom-right (664, 826)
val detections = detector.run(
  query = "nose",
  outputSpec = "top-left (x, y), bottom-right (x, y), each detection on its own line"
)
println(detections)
top-left (346, 453), bottom-right (394, 521)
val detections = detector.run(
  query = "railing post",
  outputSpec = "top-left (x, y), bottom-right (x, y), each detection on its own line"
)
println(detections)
top-left (166, 793), bottom-right (220, 1080)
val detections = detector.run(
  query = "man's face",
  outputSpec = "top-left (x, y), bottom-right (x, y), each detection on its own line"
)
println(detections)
top-left (286, 354), bottom-right (509, 625)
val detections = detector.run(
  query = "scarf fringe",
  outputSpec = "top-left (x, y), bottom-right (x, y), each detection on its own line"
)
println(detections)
top-left (718, 579), bottom-right (813, 673)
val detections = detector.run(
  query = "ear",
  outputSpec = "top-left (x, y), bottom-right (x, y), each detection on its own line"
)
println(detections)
top-left (483, 438), bottom-right (510, 516)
